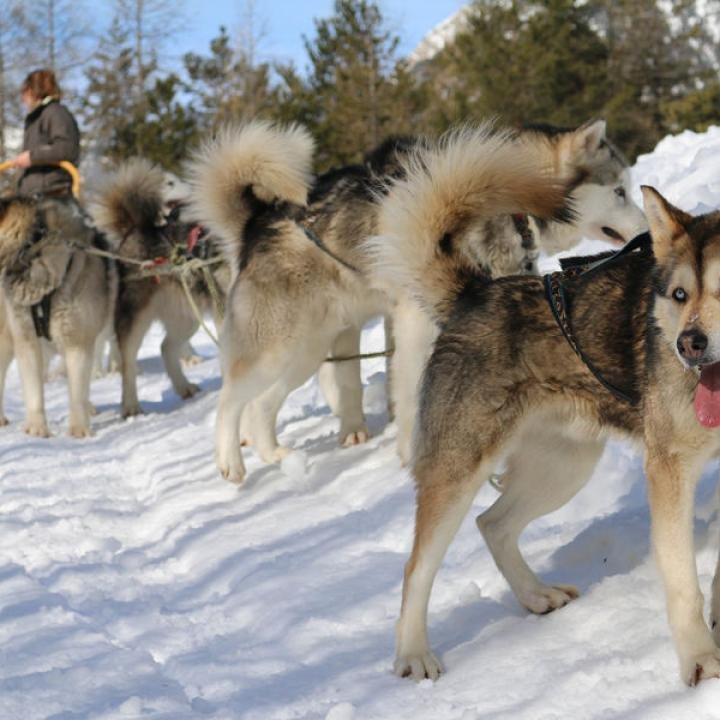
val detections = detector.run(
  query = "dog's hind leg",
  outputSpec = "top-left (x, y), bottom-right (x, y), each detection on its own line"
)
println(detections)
top-left (392, 297), bottom-right (438, 465)
top-left (396, 456), bottom-right (495, 681)
top-left (64, 344), bottom-right (94, 438)
top-left (216, 352), bottom-right (296, 484)
top-left (318, 326), bottom-right (369, 446)
top-left (117, 304), bottom-right (154, 417)
top-left (476, 422), bottom-right (604, 614)
top-left (0, 319), bottom-right (13, 426)
top-left (159, 311), bottom-right (201, 401)
top-left (249, 336), bottom-right (336, 463)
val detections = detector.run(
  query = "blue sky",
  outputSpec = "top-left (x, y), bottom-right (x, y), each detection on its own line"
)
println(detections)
top-left (178, 0), bottom-right (468, 69)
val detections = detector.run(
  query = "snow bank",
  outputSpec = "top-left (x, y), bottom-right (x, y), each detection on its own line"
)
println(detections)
top-left (2, 128), bottom-right (720, 719)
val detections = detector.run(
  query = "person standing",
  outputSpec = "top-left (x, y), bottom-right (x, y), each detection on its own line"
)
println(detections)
top-left (10, 68), bottom-right (80, 197)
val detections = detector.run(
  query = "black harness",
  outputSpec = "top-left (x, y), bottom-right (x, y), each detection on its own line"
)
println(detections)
top-left (300, 223), bottom-right (362, 274)
top-left (543, 231), bottom-right (652, 405)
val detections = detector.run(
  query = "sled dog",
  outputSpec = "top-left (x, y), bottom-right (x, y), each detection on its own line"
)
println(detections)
top-left (188, 121), bottom-right (581, 482)
top-left (0, 195), bottom-right (117, 436)
top-left (373, 174), bottom-right (720, 685)
top-left (91, 159), bottom-right (228, 417)
top-left (189, 119), bottom-right (645, 482)
top-left (387, 120), bottom-right (647, 463)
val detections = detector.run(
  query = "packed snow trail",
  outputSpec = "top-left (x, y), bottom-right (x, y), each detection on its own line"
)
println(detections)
top-left (2, 127), bottom-right (720, 719)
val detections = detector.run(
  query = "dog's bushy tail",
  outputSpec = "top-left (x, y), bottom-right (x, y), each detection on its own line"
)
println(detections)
top-left (366, 124), bottom-right (571, 323)
top-left (91, 158), bottom-right (166, 244)
top-left (186, 121), bottom-right (315, 270)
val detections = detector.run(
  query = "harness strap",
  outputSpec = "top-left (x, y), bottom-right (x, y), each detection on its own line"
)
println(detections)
top-left (300, 224), bottom-right (361, 274)
top-left (543, 231), bottom-right (652, 406)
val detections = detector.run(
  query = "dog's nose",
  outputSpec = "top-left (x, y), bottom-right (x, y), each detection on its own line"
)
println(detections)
top-left (677, 329), bottom-right (708, 361)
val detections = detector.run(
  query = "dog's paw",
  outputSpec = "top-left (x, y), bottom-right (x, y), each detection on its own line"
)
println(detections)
top-left (122, 403), bottom-right (143, 419)
top-left (218, 460), bottom-right (246, 485)
top-left (519, 583), bottom-right (579, 614)
top-left (258, 445), bottom-right (292, 464)
top-left (394, 650), bottom-right (443, 682)
top-left (24, 420), bottom-right (50, 438)
top-left (683, 649), bottom-right (720, 686)
top-left (217, 441), bottom-right (246, 484)
top-left (181, 354), bottom-right (204, 367)
top-left (341, 427), bottom-right (370, 447)
top-left (179, 383), bottom-right (201, 400)
top-left (69, 423), bottom-right (93, 439)
top-left (240, 436), bottom-right (252, 447)
top-left (0, 414), bottom-right (9, 427)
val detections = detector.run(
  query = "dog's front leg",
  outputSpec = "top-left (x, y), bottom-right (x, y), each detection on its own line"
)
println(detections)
top-left (710, 532), bottom-right (720, 645)
top-left (646, 450), bottom-right (720, 685)
top-left (14, 331), bottom-right (49, 437)
top-left (0, 317), bottom-right (13, 426)
top-left (64, 345), bottom-right (93, 437)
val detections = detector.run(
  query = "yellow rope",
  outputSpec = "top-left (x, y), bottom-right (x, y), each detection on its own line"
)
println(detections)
top-left (0, 159), bottom-right (81, 198)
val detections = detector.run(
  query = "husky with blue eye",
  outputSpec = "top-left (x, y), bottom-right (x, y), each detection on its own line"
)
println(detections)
top-left (372, 157), bottom-right (720, 685)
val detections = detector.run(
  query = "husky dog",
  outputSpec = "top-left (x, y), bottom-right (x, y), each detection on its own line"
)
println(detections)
top-left (0, 196), bottom-right (117, 436)
top-left (388, 119), bottom-right (648, 464)
top-left (91, 159), bottom-right (228, 417)
top-left (373, 170), bottom-right (720, 685)
top-left (189, 121), bottom-right (576, 483)
top-left (190, 119), bottom-right (646, 481)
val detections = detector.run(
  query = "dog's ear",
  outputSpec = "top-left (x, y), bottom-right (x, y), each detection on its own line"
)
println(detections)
top-left (641, 186), bottom-right (692, 261)
top-left (572, 118), bottom-right (606, 155)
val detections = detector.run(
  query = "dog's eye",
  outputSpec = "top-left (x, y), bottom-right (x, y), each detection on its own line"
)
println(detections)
top-left (614, 186), bottom-right (626, 200)
top-left (672, 287), bottom-right (687, 302)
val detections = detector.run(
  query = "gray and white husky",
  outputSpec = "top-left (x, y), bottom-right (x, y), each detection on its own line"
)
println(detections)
top-left (188, 119), bottom-right (646, 483)
top-left (0, 195), bottom-right (117, 436)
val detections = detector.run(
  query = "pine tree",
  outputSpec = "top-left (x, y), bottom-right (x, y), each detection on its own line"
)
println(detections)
top-left (427, 0), bottom-right (609, 132)
top-left (83, 16), bottom-right (141, 162)
top-left (589, 0), bottom-right (714, 155)
top-left (0, 3), bottom-right (35, 158)
top-left (84, 3), bottom-right (197, 170)
top-left (297, 0), bottom-right (414, 170)
top-left (184, 24), bottom-right (274, 132)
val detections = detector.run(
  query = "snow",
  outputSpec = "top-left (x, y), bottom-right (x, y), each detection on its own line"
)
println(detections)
top-left (2, 126), bottom-right (720, 719)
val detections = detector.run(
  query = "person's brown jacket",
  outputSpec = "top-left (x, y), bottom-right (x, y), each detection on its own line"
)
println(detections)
top-left (18, 97), bottom-right (80, 197)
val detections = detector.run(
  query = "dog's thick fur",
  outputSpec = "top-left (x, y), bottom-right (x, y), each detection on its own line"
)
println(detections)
top-left (190, 119), bottom-right (646, 482)
top-left (0, 196), bottom-right (117, 436)
top-left (91, 158), bottom-right (229, 417)
top-left (189, 121), bottom-right (570, 482)
top-left (380, 178), bottom-right (720, 685)
top-left (375, 119), bottom-right (647, 463)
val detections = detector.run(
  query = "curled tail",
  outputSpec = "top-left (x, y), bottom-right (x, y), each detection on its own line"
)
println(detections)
top-left (186, 121), bottom-right (315, 270)
top-left (366, 124), bottom-right (572, 323)
top-left (91, 158), bottom-right (166, 245)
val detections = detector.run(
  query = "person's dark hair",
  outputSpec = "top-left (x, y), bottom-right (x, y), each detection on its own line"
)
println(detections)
top-left (21, 69), bottom-right (61, 101)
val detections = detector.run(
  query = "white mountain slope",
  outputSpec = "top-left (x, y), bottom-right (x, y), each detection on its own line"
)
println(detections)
top-left (1, 127), bottom-right (720, 718)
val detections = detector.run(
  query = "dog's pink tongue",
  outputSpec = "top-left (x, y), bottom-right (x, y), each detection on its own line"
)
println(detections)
top-left (695, 363), bottom-right (720, 428)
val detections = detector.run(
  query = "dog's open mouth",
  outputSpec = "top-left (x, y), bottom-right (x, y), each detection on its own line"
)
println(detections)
top-left (694, 362), bottom-right (720, 428)
top-left (601, 226), bottom-right (625, 245)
